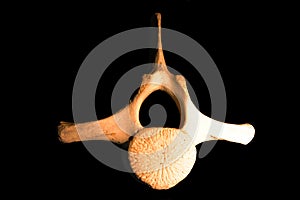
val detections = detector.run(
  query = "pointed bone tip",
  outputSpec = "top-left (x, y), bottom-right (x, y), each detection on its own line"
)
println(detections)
top-left (155, 13), bottom-right (161, 27)
top-left (155, 13), bottom-right (161, 20)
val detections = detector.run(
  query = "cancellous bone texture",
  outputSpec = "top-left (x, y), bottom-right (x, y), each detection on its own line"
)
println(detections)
top-left (58, 13), bottom-right (255, 190)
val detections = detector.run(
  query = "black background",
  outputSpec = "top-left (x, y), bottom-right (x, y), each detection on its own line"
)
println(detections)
top-left (6, 0), bottom-right (291, 199)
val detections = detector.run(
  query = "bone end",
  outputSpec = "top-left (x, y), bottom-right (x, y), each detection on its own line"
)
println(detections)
top-left (217, 123), bottom-right (255, 145)
top-left (154, 12), bottom-right (167, 71)
top-left (240, 123), bottom-right (255, 145)
top-left (155, 13), bottom-right (161, 27)
top-left (58, 121), bottom-right (81, 143)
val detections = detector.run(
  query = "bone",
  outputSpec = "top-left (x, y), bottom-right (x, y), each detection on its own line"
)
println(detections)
top-left (58, 106), bottom-right (136, 144)
top-left (58, 13), bottom-right (255, 190)
top-left (128, 128), bottom-right (196, 190)
top-left (183, 98), bottom-right (255, 145)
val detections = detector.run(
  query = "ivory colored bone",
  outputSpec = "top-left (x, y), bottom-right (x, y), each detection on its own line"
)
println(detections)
top-left (58, 13), bottom-right (255, 190)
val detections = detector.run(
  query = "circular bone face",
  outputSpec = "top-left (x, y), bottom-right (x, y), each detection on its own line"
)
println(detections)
top-left (128, 128), bottom-right (196, 190)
